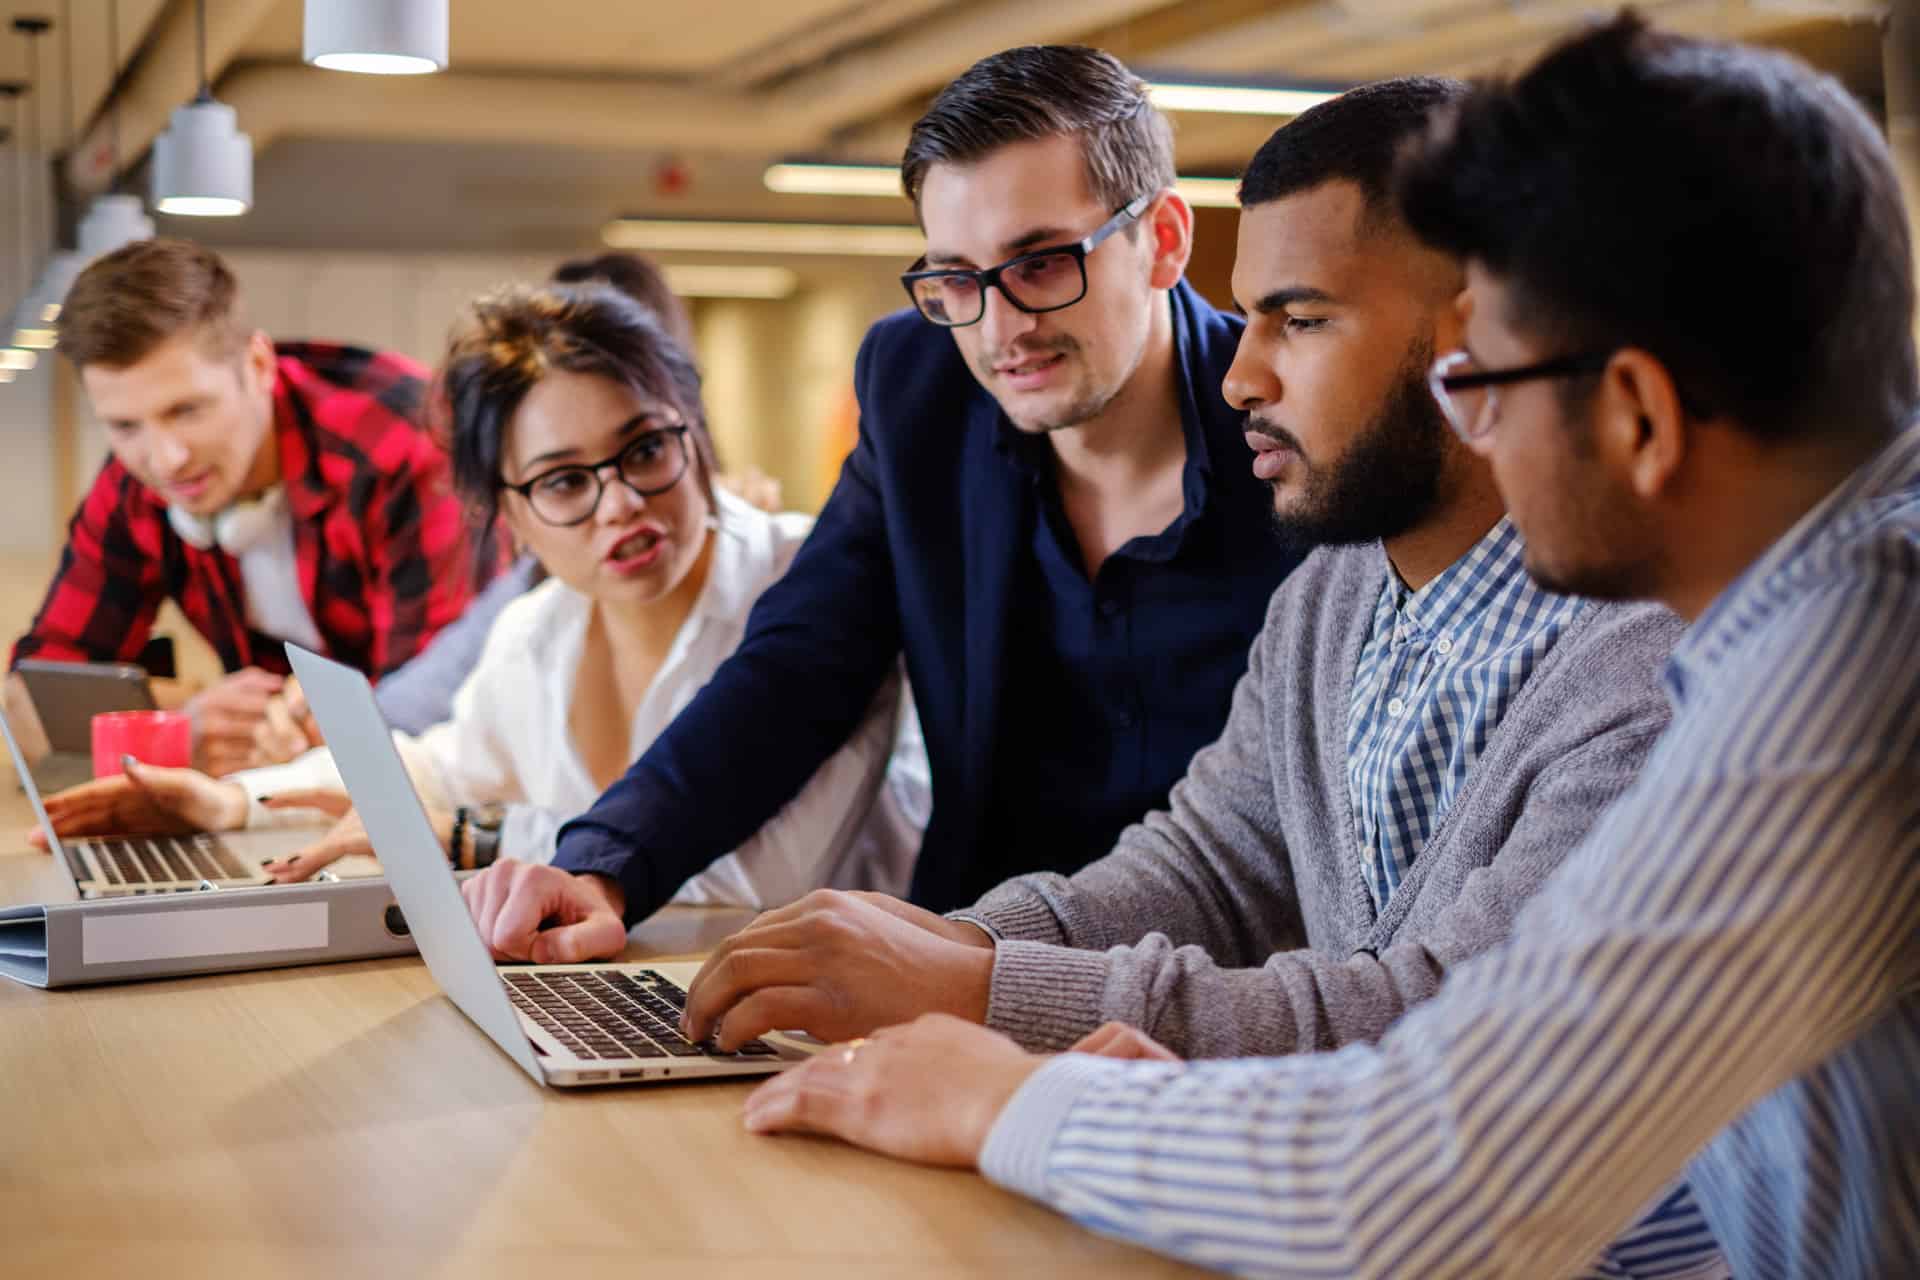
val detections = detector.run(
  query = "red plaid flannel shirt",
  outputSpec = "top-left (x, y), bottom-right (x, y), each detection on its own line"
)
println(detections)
top-left (11, 342), bottom-right (496, 680)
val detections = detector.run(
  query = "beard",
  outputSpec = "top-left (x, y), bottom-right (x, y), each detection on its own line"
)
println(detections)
top-left (1255, 342), bottom-right (1452, 549)
top-left (982, 331), bottom-right (1137, 434)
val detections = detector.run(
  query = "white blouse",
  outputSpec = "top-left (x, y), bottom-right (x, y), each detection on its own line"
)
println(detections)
top-left (240, 489), bottom-right (923, 908)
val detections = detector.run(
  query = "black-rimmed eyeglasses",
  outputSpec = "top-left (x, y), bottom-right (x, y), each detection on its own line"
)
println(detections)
top-left (501, 421), bottom-right (692, 527)
top-left (900, 193), bottom-right (1154, 328)
top-left (1428, 349), bottom-right (1614, 443)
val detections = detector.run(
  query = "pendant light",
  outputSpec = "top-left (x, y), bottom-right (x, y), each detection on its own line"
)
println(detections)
top-left (304, 0), bottom-right (447, 76)
top-left (73, 0), bottom-right (152, 270)
top-left (151, 0), bottom-right (251, 216)
top-left (9, 17), bottom-right (52, 347)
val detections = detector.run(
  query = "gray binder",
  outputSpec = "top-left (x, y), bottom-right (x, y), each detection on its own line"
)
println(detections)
top-left (0, 878), bottom-right (419, 988)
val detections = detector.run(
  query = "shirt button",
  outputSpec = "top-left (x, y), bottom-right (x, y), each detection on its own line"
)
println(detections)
top-left (1387, 697), bottom-right (1406, 718)
top-left (1435, 636), bottom-right (1453, 656)
top-left (1099, 597), bottom-right (1122, 618)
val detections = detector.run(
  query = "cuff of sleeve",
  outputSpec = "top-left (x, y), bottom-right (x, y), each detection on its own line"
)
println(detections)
top-left (979, 1054), bottom-right (1122, 1201)
top-left (552, 827), bottom-right (642, 919)
top-left (987, 939), bottom-right (1112, 1051)
top-left (944, 910), bottom-right (1003, 943)
top-left (966, 880), bottom-right (1070, 946)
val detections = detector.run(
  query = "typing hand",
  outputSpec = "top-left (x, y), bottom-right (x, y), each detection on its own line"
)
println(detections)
top-left (1070, 1021), bottom-right (1182, 1062)
top-left (459, 858), bottom-right (628, 963)
top-left (742, 1013), bottom-right (1043, 1168)
top-left (28, 760), bottom-right (248, 850)
top-left (681, 889), bottom-right (996, 1051)
top-left (250, 677), bottom-right (322, 766)
top-left (187, 668), bottom-right (285, 776)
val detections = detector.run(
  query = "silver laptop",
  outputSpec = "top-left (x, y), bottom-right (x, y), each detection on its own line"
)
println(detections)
top-left (288, 643), bottom-right (804, 1087)
top-left (0, 701), bottom-right (354, 899)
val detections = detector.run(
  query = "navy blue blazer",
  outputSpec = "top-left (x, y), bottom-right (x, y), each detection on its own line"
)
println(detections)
top-left (555, 279), bottom-right (1299, 917)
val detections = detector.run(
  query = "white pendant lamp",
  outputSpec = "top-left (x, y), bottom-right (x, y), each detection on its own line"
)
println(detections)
top-left (151, 0), bottom-right (251, 216)
top-left (77, 193), bottom-right (154, 258)
top-left (304, 0), bottom-right (447, 75)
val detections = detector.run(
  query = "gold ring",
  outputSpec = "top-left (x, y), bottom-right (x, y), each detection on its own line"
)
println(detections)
top-left (839, 1036), bottom-right (870, 1065)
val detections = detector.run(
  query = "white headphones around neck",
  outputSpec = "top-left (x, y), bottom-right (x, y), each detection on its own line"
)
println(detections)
top-left (166, 487), bottom-right (288, 554)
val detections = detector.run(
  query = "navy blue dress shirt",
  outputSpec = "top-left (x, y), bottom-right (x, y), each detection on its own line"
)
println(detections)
top-left (554, 279), bottom-right (1301, 917)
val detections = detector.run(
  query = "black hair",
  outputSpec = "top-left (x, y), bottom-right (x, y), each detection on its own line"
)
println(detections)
top-left (548, 251), bottom-right (694, 352)
top-left (1396, 11), bottom-right (1918, 442)
top-left (434, 282), bottom-right (717, 533)
top-left (1239, 76), bottom-right (1468, 226)
top-left (901, 45), bottom-right (1174, 220)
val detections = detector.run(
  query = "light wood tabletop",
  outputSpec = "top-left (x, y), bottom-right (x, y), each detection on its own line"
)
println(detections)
top-left (0, 786), bottom-right (1205, 1279)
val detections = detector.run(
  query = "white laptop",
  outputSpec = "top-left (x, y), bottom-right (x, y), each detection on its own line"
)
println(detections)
top-left (0, 701), bottom-right (353, 900)
top-left (287, 643), bottom-right (804, 1087)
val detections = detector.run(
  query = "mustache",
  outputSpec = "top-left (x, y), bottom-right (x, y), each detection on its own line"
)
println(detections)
top-left (985, 335), bottom-right (1079, 366)
top-left (1246, 415), bottom-right (1305, 455)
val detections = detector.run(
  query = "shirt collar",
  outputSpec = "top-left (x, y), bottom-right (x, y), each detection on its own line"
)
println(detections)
top-left (685, 487), bottom-right (778, 628)
top-left (1666, 423), bottom-right (1920, 704)
top-left (1385, 516), bottom-right (1533, 642)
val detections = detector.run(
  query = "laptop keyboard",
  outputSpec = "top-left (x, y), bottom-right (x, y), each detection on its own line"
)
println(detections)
top-left (73, 832), bottom-right (256, 888)
top-left (502, 969), bottom-right (782, 1063)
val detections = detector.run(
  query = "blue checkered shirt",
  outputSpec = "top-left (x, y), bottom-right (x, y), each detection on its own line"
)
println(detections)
top-left (1346, 518), bottom-right (1584, 912)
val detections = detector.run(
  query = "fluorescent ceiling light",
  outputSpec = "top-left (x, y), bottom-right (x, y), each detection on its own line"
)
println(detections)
top-left (11, 328), bottom-right (57, 349)
top-left (1174, 177), bottom-right (1240, 208)
top-left (0, 350), bottom-right (38, 371)
top-left (1147, 82), bottom-right (1338, 116)
top-left (604, 219), bottom-right (923, 257)
top-left (0, 370), bottom-right (15, 383)
top-left (305, 0), bottom-right (447, 75)
top-left (764, 163), bottom-right (903, 198)
top-left (764, 162), bottom-right (1241, 209)
top-left (40, 302), bottom-right (59, 323)
top-left (661, 265), bottom-right (799, 299)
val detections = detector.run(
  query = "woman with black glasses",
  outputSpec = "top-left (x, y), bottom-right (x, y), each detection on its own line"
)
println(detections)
top-left (34, 283), bottom-right (923, 908)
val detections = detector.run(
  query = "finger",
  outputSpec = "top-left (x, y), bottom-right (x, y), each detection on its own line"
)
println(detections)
top-left (742, 1060), bottom-right (857, 1138)
top-left (262, 834), bottom-right (358, 882)
top-left (711, 985), bottom-right (843, 1050)
top-left (482, 870), bottom-right (547, 961)
top-left (683, 914), bottom-right (827, 1013)
top-left (527, 913), bottom-right (627, 965)
top-left (1069, 1022), bottom-right (1129, 1056)
top-left (683, 946), bottom-right (830, 1044)
top-left (465, 867), bottom-right (515, 956)
top-left (27, 825), bottom-right (50, 852)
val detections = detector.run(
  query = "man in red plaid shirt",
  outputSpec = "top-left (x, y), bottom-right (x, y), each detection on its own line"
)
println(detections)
top-left (10, 239), bottom-right (494, 774)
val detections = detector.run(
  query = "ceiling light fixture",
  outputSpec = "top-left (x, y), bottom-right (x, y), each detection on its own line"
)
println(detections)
top-left (0, 348), bottom-right (38, 370)
top-left (604, 218), bottom-right (924, 258)
top-left (152, 0), bottom-right (251, 216)
top-left (762, 162), bottom-right (1242, 209)
top-left (1146, 81), bottom-right (1339, 117)
top-left (304, 0), bottom-right (448, 75)
top-left (660, 264), bottom-right (799, 300)
top-left (75, 4), bottom-right (154, 265)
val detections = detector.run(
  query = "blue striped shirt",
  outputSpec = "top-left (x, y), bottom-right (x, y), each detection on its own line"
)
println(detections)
top-left (1346, 519), bottom-right (1582, 910)
top-left (980, 427), bottom-right (1920, 1278)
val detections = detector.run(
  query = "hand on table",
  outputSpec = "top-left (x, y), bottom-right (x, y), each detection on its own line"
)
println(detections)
top-left (743, 1013), bottom-right (1044, 1168)
top-left (187, 668), bottom-right (284, 776)
top-left (26, 760), bottom-right (248, 850)
top-left (681, 889), bottom-right (997, 1051)
top-left (459, 858), bottom-right (629, 963)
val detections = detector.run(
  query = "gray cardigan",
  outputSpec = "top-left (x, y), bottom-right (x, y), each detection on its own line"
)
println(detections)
top-left (952, 541), bottom-right (1685, 1057)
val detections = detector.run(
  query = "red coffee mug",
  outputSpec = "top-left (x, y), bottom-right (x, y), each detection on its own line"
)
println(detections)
top-left (91, 710), bottom-right (193, 778)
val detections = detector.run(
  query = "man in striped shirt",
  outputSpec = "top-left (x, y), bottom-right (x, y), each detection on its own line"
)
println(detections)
top-left (732, 16), bottom-right (1920, 1279)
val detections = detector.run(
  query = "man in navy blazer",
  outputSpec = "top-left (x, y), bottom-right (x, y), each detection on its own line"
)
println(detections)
top-left (458, 46), bottom-right (1301, 961)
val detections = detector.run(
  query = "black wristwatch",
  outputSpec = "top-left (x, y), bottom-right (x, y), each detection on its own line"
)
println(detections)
top-left (461, 803), bottom-right (506, 869)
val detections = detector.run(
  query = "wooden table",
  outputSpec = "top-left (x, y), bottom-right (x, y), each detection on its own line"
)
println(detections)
top-left (0, 787), bottom-right (1204, 1279)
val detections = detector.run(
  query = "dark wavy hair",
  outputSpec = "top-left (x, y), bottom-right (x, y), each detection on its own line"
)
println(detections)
top-left (434, 282), bottom-right (718, 533)
top-left (1396, 12), bottom-right (1917, 442)
top-left (901, 45), bottom-right (1174, 221)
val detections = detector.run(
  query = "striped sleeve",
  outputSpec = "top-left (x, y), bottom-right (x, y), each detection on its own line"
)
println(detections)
top-left (981, 576), bottom-right (1920, 1279)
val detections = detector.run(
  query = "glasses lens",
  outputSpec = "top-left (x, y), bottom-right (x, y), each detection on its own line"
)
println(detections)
top-left (528, 467), bottom-right (600, 526)
top-left (620, 429), bottom-right (688, 494)
top-left (910, 273), bottom-right (982, 327)
top-left (997, 251), bottom-right (1087, 313)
